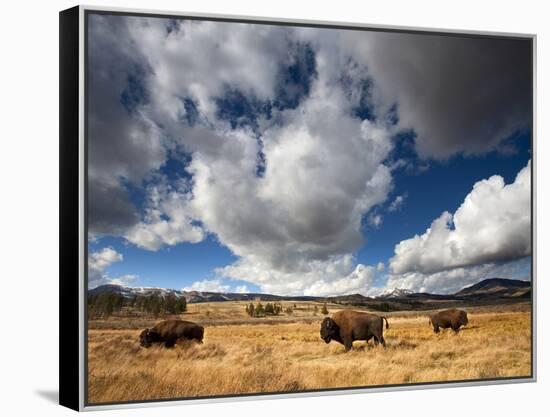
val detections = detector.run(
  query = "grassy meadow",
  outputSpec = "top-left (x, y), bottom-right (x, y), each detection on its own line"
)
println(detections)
top-left (87, 301), bottom-right (532, 404)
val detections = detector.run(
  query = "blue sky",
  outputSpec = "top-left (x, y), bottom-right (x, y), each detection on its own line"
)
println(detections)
top-left (86, 14), bottom-right (532, 295)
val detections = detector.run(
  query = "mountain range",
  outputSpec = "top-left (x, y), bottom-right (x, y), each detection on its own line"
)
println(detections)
top-left (89, 277), bottom-right (531, 310)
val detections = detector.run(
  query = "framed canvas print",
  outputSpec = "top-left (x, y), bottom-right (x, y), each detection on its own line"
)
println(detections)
top-left (59, 5), bottom-right (536, 411)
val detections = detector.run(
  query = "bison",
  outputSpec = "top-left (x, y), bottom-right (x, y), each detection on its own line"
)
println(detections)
top-left (429, 309), bottom-right (468, 333)
top-left (320, 310), bottom-right (389, 351)
top-left (139, 319), bottom-right (204, 348)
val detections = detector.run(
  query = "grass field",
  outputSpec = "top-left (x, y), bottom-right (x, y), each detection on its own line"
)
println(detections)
top-left (87, 301), bottom-right (532, 404)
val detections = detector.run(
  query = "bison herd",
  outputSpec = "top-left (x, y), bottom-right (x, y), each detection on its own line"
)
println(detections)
top-left (139, 308), bottom-right (469, 352)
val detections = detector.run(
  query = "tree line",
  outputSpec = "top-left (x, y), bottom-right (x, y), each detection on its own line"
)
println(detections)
top-left (245, 302), bottom-right (283, 317)
top-left (245, 302), bottom-right (329, 317)
top-left (88, 293), bottom-right (187, 319)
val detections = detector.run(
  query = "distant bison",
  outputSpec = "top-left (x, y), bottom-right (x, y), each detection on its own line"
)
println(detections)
top-left (429, 309), bottom-right (468, 333)
top-left (320, 310), bottom-right (389, 351)
top-left (139, 319), bottom-right (204, 348)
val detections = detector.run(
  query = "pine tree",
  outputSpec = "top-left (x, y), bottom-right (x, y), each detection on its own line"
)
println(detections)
top-left (152, 299), bottom-right (161, 316)
top-left (246, 303), bottom-right (255, 317)
top-left (321, 302), bottom-right (329, 315)
top-left (255, 302), bottom-right (265, 317)
top-left (164, 295), bottom-right (177, 314)
top-left (175, 297), bottom-right (187, 314)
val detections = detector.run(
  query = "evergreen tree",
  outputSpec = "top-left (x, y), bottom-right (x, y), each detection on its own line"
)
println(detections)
top-left (254, 302), bottom-right (265, 317)
top-left (151, 296), bottom-right (161, 317)
top-left (321, 302), bottom-right (329, 315)
top-left (164, 295), bottom-right (177, 314)
top-left (175, 297), bottom-right (187, 314)
top-left (246, 303), bottom-right (255, 317)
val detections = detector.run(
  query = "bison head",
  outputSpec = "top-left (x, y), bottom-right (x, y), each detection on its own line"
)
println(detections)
top-left (320, 317), bottom-right (339, 343)
top-left (139, 328), bottom-right (160, 348)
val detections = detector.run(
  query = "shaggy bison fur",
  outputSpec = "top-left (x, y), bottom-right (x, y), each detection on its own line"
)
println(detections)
top-left (320, 310), bottom-right (389, 351)
top-left (140, 319), bottom-right (204, 348)
top-left (429, 309), bottom-right (468, 333)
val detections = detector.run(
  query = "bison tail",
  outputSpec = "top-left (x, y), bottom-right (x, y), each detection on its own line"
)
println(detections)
top-left (382, 316), bottom-right (389, 329)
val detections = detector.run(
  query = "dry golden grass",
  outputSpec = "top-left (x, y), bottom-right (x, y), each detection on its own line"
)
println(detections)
top-left (87, 303), bottom-right (532, 404)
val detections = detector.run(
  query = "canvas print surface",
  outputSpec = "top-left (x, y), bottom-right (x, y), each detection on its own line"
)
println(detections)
top-left (85, 11), bottom-right (533, 405)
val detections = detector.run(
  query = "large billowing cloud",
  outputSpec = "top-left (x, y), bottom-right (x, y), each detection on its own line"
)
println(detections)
top-left (87, 15), bottom-right (531, 295)
top-left (178, 35), bottom-right (393, 295)
top-left (188, 80), bottom-right (393, 270)
top-left (385, 162), bottom-right (531, 293)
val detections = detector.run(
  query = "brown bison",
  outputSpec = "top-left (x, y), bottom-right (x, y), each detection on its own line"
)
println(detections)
top-left (320, 310), bottom-right (389, 351)
top-left (139, 319), bottom-right (204, 348)
top-left (429, 309), bottom-right (468, 333)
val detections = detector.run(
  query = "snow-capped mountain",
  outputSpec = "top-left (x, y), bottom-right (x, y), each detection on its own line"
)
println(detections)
top-left (88, 284), bottom-right (316, 303)
top-left (375, 288), bottom-right (414, 299)
top-left (88, 284), bottom-right (186, 299)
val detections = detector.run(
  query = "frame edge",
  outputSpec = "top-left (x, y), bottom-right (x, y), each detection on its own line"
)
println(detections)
top-left (59, 5), bottom-right (81, 412)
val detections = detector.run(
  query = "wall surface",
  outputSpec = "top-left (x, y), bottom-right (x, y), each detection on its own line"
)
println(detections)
top-left (0, 0), bottom-right (546, 415)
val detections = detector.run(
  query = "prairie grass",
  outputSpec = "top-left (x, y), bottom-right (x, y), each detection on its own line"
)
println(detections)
top-left (87, 303), bottom-right (531, 404)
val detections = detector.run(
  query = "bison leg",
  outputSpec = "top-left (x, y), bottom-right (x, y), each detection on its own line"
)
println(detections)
top-left (343, 337), bottom-right (353, 352)
top-left (373, 335), bottom-right (386, 347)
top-left (433, 324), bottom-right (440, 333)
top-left (452, 324), bottom-right (460, 333)
top-left (164, 340), bottom-right (175, 348)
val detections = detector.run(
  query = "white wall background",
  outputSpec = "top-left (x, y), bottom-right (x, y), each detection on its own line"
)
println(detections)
top-left (0, 0), bottom-right (546, 415)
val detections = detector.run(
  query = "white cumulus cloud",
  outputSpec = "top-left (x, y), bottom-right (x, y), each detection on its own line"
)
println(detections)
top-left (388, 161), bottom-right (531, 288)
top-left (88, 247), bottom-right (135, 288)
